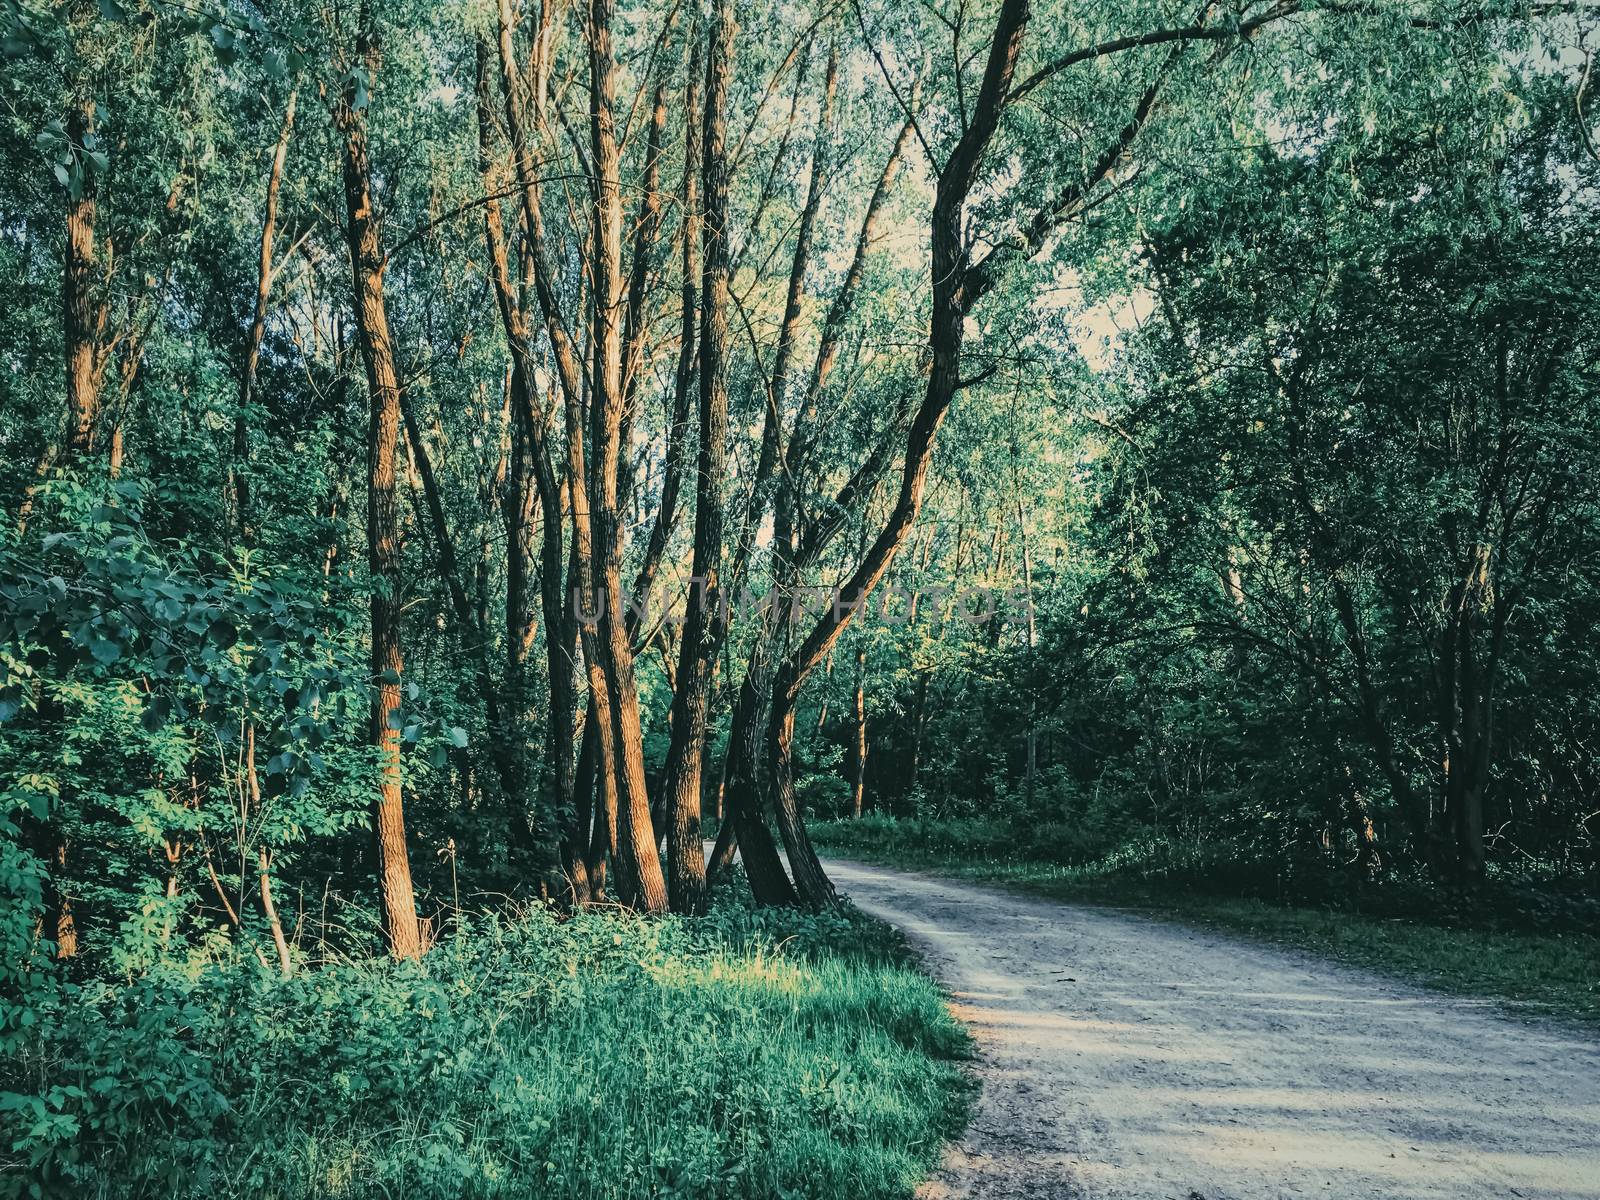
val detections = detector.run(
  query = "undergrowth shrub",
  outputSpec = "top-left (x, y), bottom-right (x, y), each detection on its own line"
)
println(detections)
top-left (0, 894), bottom-right (970, 1200)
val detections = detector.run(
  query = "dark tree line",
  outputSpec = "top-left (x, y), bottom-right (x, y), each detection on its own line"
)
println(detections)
top-left (1, 0), bottom-right (1591, 971)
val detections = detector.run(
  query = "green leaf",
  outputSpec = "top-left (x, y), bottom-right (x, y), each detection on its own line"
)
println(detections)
top-left (88, 635), bottom-right (122, 666)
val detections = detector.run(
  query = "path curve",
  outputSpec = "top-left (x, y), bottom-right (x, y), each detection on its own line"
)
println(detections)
top-left (822, 856), bottom-right (1600, 1200)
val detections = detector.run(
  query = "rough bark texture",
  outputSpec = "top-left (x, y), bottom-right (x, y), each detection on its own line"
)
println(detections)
top-left (692, 0), bottom-right (804, 907)
top-left (337, 19), bottom-right (424, 960)
top-left (660, 10), bottom-right (737, 915)
top-left (589, 0), bottom-right (668, 911)
top-left (713, 40), bottom-right (845, 907)
top-left (725, 63), bottom-right (911, 906)
top-left (64, 99), bottom-right (100, 460)
top-left (767, 695), bottom-right (835, 905)
top-left (724, 650), bottom-right (799, 905)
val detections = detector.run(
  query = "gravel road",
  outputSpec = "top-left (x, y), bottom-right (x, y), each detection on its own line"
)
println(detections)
top-left (823, 856), bottom-right (1600, 1200)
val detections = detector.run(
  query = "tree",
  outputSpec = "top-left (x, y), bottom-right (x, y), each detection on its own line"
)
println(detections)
top-left (334, 1), bottom-right (424, 958)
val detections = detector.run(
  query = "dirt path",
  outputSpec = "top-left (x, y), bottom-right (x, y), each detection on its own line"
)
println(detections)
top-left (823, 856), bottom-right (1600, 1200)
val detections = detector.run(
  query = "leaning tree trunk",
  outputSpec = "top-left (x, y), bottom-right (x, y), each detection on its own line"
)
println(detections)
top-left (714, 40), bottom-right (842, 907)
top-left (723, 648), bottom-right (800, 905)
top-left (336, 16), bottom-right (423, 960)
top-left (761, 0), bottom-right (1033, 904)
top-left (767, 692), bottom-right (836, 906)
top-left (713, 56), bottom-right (914, 906)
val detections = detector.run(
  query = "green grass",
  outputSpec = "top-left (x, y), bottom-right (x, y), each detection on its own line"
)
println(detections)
top-left (3, 895), bottom-right (974, 1199)
top-left (811, 816), bottom-right (1600, 1027)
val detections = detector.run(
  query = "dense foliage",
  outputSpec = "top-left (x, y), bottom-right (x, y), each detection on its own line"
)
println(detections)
top-left (3, 893), bottom-right (968, 1197)
top-left (805, 6), bottom-right (1600, 905)
top-left (2, 0), bottom-right (1597, 1192)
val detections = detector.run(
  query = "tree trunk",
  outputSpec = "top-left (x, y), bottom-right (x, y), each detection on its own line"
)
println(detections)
top-left (660, 7), bottom-right (735, 915)
top-left (258, 849), bottom-right (292, 977)
top-left (399, 392), bottom-right (541, 858)
top-left (40, 96), bottom-right (109, 959)
top-left (784, 99), bottom-right (917, 480)
top-left (762, 0), bottom-right (1032, 899)
top-left (907, 668), bottom-right (930, 800)
top-left (588, 0), bottom-right (668, 912)
top-left (337, 19), bottom-right (423, 960)
top-left (244, 725), bottom-right (292, 976)
top-left (578, 698), bottom-right (616, 896)
top-left (768, 695), bottom-right (836, 906)
top-left (851, 644), bottom-right (867, 818)
top-left (723, 655), bottom-right (800, 905)
top-left (476, 33), bottom-right (582, 896)
top-left (64, 99), bottom-right (100, 460)
top-left (713, 36), bottom-right (842, 908)
top-left (1441, 540), bottom-right (1495, 880)
top-left (231, 90), bottom-right (296, 546)
top-left (51, 839), bottom-right (77, 960)
top-left (500, 374), bottom-right (539, 850)
top-left (722, 78), bottom-right (921, 901)
top-left (620, 72), bottom-right (669, 421)
top-left (628, 38), bottom-right (701, 625)
top-left (707, 809), bottom-right (738, 882)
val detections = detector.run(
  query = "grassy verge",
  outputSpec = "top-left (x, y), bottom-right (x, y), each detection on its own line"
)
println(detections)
top-left (4, 893), bottom-right (973, 1199)
top-left (811, 816), bottom-right (1600, 1027)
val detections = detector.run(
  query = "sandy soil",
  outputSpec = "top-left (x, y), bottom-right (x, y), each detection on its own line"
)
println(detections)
top-left (822, 856), bottom-right (1600, 1200)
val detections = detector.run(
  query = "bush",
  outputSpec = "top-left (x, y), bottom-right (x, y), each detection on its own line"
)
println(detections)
top-left (0, 896), bottom-right (970, 1200)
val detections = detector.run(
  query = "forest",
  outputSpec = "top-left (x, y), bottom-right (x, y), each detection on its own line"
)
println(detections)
top-left (2, 0), bottom-right (1598, 1195)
